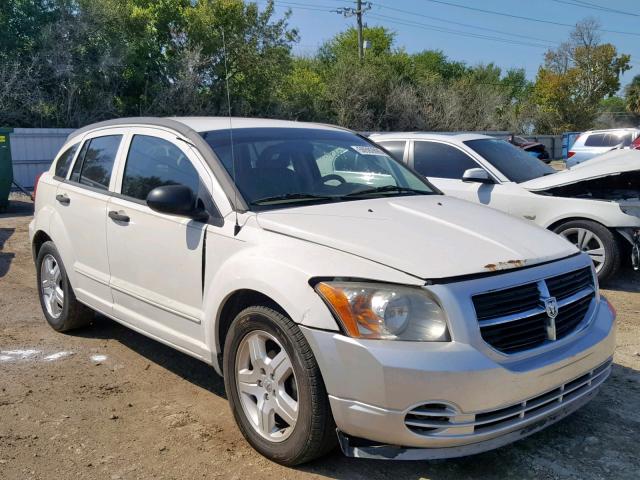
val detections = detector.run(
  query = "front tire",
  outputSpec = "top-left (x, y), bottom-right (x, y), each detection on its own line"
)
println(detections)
top-left (36, 241), bottom-right (93, 332)
top-left (223, 306), bottom-right (336, 466)
top-left (553, 220), bottom-right (620, 283)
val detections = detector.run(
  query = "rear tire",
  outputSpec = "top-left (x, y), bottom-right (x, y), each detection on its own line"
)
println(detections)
top-left (36, 241), bottom-right (93, 332)
top-left (553, 220), bottom-right (620, 283)
top-left (223, 306), bottom-right (336, 466)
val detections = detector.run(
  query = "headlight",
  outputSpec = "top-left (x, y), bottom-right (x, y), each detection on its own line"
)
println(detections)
top-left (315, 281), bottom-right (450, 341)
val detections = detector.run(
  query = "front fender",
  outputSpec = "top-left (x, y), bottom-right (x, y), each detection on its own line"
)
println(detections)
top-left (201, 222), bottom-right (423, 358)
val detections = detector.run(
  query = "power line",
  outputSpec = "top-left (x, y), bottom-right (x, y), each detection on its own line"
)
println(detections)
top-left (262, 0), bottom-right (639, 66)
top-left (551, 0), bottom-right (640, 17)
top-left (368, 13), bottom-right (551, 49)
top-left (374, 2), bottom-right (558, 46)
top-left (269, 1), bottom-right (554, 50)
top-left (422, 0), bottom-right (640, 37)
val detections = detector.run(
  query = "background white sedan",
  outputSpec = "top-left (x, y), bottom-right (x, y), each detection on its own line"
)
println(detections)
top-left (371, 132), bottom-right (640, 282)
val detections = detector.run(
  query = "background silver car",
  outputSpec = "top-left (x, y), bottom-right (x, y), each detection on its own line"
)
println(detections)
top-left (568, 128), bottom-right (640, 167)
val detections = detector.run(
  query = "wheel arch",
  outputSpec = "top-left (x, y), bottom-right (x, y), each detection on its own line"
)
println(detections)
top-left (214, 289), bottom-right (289, 373)
top-left (32, 230), bottom-right (52, 262)
top-left (546, 216), bottom-right (610, 232)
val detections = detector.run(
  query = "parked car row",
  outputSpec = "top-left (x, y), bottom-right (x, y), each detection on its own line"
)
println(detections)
top-left (30, 118), bottom-right (622, 465)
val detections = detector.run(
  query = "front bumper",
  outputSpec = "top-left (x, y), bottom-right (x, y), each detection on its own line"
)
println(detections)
top-left (301, 272), bottom-right (616, 456)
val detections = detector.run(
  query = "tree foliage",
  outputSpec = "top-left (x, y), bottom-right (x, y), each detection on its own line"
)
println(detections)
top-left (533, 19), bottom-right (631, 133)
top-left (625, 75), bottom-right (640, 115)
top-left (0, 4), bottom-right (634, 134)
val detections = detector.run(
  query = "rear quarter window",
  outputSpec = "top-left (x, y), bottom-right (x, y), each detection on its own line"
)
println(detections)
top-left (54, 143), bottom-right (79, 179)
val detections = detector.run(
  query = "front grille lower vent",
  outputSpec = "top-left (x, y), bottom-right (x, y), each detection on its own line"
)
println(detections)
top-left (472, 267), bottom-right (595, 354)
top-left (404, 358), bottom-right (611, 438)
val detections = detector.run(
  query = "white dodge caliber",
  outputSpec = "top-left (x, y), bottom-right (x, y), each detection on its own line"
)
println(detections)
top-left (30, 117), bottom-right (615, 465)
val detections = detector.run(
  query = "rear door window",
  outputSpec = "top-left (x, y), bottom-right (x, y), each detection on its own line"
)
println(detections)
top-left (70, 135), bottom-right (122, 190)
top-left (413, 141), bottom-right (478, 179)
top-left (584, 134), bottom-right (605, 147)
top-left (54, 143), bottom-right (79, 179)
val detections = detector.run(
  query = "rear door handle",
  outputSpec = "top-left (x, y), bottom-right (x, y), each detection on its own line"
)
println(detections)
top-left (108, 210), bottom-right (130, 223)
top-left (55, 194), bottom-right (70, 205)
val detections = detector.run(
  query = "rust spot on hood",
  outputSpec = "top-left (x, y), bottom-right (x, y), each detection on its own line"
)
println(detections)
top-left (484, 260), bottom-right (526, 271)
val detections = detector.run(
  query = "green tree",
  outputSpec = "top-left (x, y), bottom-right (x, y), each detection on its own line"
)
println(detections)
top-left (625, 75), bottom-right (640, 115)
top-left (533, 18), bottom-right (630, 133)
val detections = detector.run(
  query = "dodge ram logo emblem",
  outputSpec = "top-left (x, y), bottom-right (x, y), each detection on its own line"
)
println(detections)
top-left (543, 297), bottom-right (558, 340)
top-left (544, 297), bottom-right (558, 319)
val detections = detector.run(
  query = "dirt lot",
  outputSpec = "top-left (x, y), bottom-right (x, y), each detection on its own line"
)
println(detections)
top-left (1, 193), bottom-right (639, 480)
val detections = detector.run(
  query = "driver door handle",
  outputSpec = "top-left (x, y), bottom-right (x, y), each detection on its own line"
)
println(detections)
top-left (108, 210), bottom-right (130, 223)
top-left (55, 194), bottom-right (70, 205)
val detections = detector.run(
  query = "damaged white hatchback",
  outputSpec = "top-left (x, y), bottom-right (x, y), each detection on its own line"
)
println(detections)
top-left (31, 118), bottom-right (615, 465)
top-left (372, 133), bottom-right (640, 282)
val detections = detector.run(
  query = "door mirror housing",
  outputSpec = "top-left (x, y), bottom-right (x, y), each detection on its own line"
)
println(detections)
top-left (146, 185), bottom-right (209, 221)
top-left (462, 168), bottom-right (494, 184)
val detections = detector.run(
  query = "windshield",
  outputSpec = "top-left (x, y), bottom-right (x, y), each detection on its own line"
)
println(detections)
top-left (464, 138), bottom-right (555, 183)
top-left (200, 127), bottom-right (437, 210)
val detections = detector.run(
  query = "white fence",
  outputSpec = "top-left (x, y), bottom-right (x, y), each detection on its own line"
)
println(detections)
top-left (11, 128), bottom-right (74, 189)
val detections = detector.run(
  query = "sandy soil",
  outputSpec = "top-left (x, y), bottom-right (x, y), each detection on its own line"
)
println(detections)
top-left (1, 194), bottom-right (639, 480)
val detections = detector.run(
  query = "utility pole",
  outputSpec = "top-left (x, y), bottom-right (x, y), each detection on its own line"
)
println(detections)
top-left (335, 1), bottom-right (372, 61)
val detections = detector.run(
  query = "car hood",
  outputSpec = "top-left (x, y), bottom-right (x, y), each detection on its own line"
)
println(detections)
top-left (256, 196), bottom-right (577, 279)
top-left (521, 149), bottom-right (640, 191)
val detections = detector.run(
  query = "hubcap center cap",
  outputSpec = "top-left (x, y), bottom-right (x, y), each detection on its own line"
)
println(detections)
top-left (263, 378), bottom-right (275, 394)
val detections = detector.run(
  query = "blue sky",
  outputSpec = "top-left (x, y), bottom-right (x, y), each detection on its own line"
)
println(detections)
top-left (260, 0), bottom-right (640, 87)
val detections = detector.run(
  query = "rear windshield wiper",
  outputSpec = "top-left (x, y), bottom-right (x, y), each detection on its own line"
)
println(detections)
top-left (343, 185), bottom-right (431, 197)
top-left (251, 193), bottom-right (335, 206)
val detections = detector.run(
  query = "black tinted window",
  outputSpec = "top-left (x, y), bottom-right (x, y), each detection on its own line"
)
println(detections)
top-left (71, 135), bottom-right (121, 190)
top-left (464, 138), bottom-right (554, 183)
top-left (413, 141), bottom-right (478, 179)
top-left (584, 134), bottom-right (605, 147)
top-left (122, 135), bottom-right (200, 201)
top-left (54, 144), bottom-right (79, 178)
top-left (378, 141), bottom-right (406, 162)
top-left (70, 141), bottom-right (89, 183)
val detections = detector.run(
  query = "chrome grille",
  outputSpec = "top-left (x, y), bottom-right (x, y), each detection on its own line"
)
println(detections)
top-left (404, 358), bottom-right (612, 437)
top-left (472, 266), bottom-right (595, 354)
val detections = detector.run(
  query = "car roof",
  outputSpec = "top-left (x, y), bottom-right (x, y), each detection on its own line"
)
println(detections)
top-left (70, 116), bottom-right (345, 140)
top-left (170, 116), bottom-right (345, 132)
top-left (370, 132), bottom-right (492, 142)
top-left (581, 128), bottom-right (640, 134)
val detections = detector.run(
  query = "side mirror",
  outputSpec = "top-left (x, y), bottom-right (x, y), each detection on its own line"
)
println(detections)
top-left (146, 185), bottom-right (209, 221)
top-left (462, 168), bottom-right (494, 184)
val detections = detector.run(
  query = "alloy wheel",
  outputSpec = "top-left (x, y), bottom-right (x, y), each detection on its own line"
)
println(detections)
top-left (559, 227), bottom-right (605, 273)
top-left (235, 330), bottom-right (299, 442)
top-left (40, 254), bottom-right (64, 318)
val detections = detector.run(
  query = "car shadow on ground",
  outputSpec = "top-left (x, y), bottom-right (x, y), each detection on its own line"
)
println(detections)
top-left (0, 198), bottom-right (34, 218)
top-left (602, 265), bottom-right (640, 293)
top-left (68, 313), bottom-right (640, 479)
top-left (71, 314), bottom-right (226, 398)
top-left (0, 227), bottom-right (16, 277)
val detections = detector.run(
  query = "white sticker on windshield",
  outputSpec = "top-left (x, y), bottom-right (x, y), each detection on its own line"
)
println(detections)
top-left (352, 145), bottom-right (386, 156)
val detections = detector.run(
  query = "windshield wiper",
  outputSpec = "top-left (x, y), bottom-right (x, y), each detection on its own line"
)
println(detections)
top-left (251, 193), bottom-right (335, 205)
top-left (343, 185), bottom-right (431, 197)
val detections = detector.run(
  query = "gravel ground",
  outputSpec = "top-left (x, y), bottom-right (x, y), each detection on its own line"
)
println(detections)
top-left (1, 193), bottom-right (639, 480)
